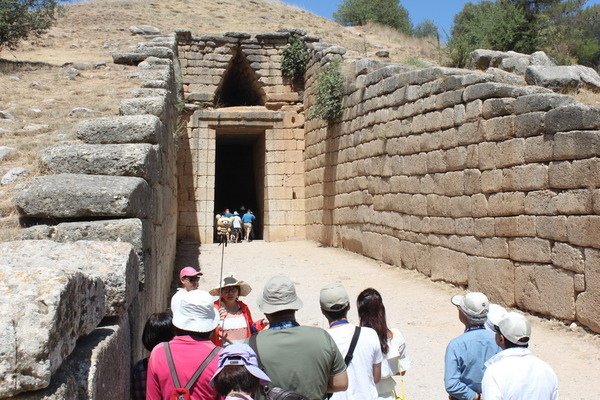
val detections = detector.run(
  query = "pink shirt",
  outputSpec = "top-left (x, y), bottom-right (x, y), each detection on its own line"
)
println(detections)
top-left (146, 335), bottom-right (221, 400)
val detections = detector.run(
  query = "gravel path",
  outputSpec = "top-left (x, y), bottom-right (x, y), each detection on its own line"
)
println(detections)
top-left (177, 240), bottom-right (600, 399)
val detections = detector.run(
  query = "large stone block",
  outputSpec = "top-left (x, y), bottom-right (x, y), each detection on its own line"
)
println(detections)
top-left (468, 256), bottom-right (515, 306)
top-left (553, 130), bottom-right (600, 160)
top-left (576, 249), bottom-right (600, 332)
top-left (508, 237), bottom-right (551, 263)
top-left (430, 247), bottom-right (468, 285)
top-left (76, 115), bottom-right (164, 145)
top-left (545, 104), bottom-right (600, 134)
top-left (0, 243), bottom-right (106, 397)
top-left (10, 316), bottom-right (131, 400)
top-left (551, 242), bottom-right (584, 273)
top-left (120, 97), bottom-right (167, 120)
top-left (513, 93), bottom-right (575, 114)
top-left (21, 219), bottom-right (149, 284)
top-left (40, 144), bottom-right (159, 183)
top-left (15, 174), bottom-right (152, 219)
top-left (566, 216), bottom-right (600, 249)
top-left (1, 240), bottom-right (138, 317)
top-left (515, 263), bottom-right (575, 321)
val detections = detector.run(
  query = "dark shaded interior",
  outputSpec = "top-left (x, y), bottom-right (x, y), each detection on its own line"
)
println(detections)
top-left (215, 49), bottom-right (266, 107)
top-left (214, 133), bottom-right (264, 241)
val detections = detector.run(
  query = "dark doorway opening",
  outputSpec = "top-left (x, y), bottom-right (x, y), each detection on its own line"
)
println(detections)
top-left (214, 132), bottom-right (265, 242)
top-left (214, 48), bottom-right (266, 107)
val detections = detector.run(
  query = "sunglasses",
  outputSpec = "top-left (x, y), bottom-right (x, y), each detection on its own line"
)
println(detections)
top-left (185, 276), bottom-right (200, 282)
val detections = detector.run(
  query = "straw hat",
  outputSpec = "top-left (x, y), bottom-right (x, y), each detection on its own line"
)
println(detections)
top-left (209, 275), bottom-right (252, 297)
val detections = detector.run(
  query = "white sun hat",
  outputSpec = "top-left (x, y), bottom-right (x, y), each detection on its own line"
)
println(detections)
top-left (172, 290), bottom-right (220, 333)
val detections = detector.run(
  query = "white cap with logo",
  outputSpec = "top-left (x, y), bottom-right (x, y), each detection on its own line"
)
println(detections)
top-left (451, 292), bottom-right (490, 323)
top-left (496, 311), bottom-right (531, 345)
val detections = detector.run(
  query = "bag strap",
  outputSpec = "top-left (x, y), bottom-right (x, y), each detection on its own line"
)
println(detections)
top-left (164, 342), bottom-right (182, 388)
top-left (248, 334), bottom-right (263, 369)
top-left (185, 346), bottom-right (221, 390)
top-left (344, 326), bottom-right (361, 366)
top-left (164, 343), bottom-right (221, 391)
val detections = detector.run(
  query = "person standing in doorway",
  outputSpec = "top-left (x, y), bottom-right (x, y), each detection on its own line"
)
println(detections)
top-left (242, 209), bottom-right (256, 242)
top-left (231, 211), bottom-right (243, 243)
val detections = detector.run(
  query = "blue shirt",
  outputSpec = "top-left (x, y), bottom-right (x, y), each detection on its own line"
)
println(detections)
top-left (444, 326), bottom-right (501, 400)
top-left (241, 212), bottom-right (255, 223)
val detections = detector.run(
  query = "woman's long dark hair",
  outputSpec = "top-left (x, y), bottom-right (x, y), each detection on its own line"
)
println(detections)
top-left (357, 288), bottom-right (389, 354)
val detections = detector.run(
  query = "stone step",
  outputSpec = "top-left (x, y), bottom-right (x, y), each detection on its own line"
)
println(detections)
top-left (15, 174), bottom-right (151, 219)
top-left (40, 143), bottom-right (159, 183)
top-left (75, 115), bottom-right (164, 145)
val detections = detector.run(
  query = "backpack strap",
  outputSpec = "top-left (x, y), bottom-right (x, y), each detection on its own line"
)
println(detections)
top-left (164, 342), bottom-right (182, 388)
top-left (164, 343), bottom-right (222, 391)
top-left (185, 346), bottom-right (222, 390)
top-left (344, 326), bottom-right (361, 366)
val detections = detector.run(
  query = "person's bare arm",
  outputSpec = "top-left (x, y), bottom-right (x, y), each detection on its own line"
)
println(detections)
top-left (373, 362), bottom-right (382, 384)
top-left (327, 370), bottom-right (348, 392)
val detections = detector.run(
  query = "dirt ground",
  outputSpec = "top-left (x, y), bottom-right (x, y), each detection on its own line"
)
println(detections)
top-left (176, 240), bottom-right (600, 400)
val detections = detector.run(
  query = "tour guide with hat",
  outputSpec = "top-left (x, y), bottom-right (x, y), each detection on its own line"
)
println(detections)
top-left (444, 292), bottom-right (501, 400)
top-left (482, 312), bottom-right (558, 400)
top-left (146, 290), bottom-right (221, 400)
top-left (209, 275), bottom-right (266, 346)
top-left (252, 274), bottom-right (348, 400)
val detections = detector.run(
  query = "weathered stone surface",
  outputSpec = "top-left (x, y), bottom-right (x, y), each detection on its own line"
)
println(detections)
top-left (2, 240), bottom-right (138, 315)
top-left (40, 144), bottom-right (159, 183)
top-left (11, 316), bottom-right (131, 400)
top-left (551, 242), bottom-right (584, 273)
top-left (76, 115), bottom-right (163, 144)
top-left (21, 219), bottom-right (149, 284)
top-left (430, 247), bottom-right (468, 285)
top-left (0, 146), bottom-right (16, 162)
top-left (0, 241), bottom-right (106, 397)
top-left (129, 25), bottom-right (161, 35)
top-left (576, 249), bottom-right (600, 332)
top-left (119, 97), bottom-right (166, 119)
top-left (15, 174), bottom-right (151, 219)
top-left (467, 49), bottom-right (507, 70)
top-left (508, 237), bottom-right (551, 263)
top-left (513, 93), bottom-right (575, 114)
top-left (553, 131), bottom-right (600, 160)
top-left (525, 65), bottom-right (600, 92)
top-left (1, 167), bottom-right (28, 185)
top-left (545, 104), bottom-right (600, 134)
top-left (515, 263), bottom-right (575, 320)
top-left (468, 256), bottom-right (515, 306)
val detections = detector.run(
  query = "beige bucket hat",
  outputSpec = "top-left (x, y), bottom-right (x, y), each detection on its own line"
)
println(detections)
top-left (257, 274), bottom-right (303, 314)
top-left (209, 275), bottom-right (252, 297)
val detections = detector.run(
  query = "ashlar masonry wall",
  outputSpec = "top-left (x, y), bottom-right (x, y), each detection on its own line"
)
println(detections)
top-left (303, 50), bottom-right (600, 333)
top-left (175, 31), bottom-right (308, 243)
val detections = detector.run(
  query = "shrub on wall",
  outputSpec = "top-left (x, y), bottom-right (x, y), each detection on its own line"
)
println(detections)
top-left (281, 34), bottom-right (308, 82)
top-left (309, 60), bottom-right (344, 123)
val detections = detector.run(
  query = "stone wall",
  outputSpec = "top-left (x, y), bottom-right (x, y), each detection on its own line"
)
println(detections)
top-left (303, 48), bottom-right (600, 333)
top-left (1, 35), bottom-right (180, 398)
top-left (175, 31), bottom-right (308, 243)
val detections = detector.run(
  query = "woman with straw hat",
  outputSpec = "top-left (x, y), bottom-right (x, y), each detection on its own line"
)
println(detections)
top-left (210, 275), bottom-right (266, 346)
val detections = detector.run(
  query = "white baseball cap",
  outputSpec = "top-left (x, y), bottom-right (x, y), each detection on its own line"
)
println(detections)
top-left (496, 311), bottom-right (531, 345)
top-left (320, 283), bottom-right (350, 312)
top-left (451, 292), bottom-right (490, 323)
top-left (485, 303), bottom-right (508, 332)
top-left (172, 290), bottom-right (220, 333)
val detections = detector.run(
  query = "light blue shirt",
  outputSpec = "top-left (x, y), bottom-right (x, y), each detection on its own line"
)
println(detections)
top-left (242, 212), bottom-right (255, 223)
top-left (444, 326), bottom-right (501, 400)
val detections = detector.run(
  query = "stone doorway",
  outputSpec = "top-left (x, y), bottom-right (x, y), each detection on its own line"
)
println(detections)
top-left (214, 132), bottom-right (265, 241)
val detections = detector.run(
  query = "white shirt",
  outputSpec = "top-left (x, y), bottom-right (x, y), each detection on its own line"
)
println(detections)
top-left (327, 323), bottom-right (384, 400)
top-left (482, 347), bottom-right (558, 400)
top-left (232, 215), bottom-right (242, 229)
top-left (377, 328), bottom-right (411, 397)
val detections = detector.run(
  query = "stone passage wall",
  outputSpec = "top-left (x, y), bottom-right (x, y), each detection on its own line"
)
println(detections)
top-left (1, 35), bottom-right (180, 398)
top-left (304, 51), bottom-right (600, 333)
top-left (176, 31), bottom-right (308, 243)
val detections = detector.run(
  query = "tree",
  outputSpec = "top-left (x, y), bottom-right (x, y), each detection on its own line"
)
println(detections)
top-left (447, 0), bottom-right (531, 67)
top-left (413, 19), bottom-right (439, 39)
top-left (334, 0), bottom-right (412, 34)
top-left (0, 0), bottom-right (63, 52)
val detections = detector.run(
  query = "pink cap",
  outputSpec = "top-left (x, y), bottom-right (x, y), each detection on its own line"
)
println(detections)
top-left (179, 266), bottom-right (203, 279)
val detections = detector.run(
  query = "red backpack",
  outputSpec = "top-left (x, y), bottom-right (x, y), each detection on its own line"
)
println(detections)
top-left (164, 343), bottom-right (221, 400)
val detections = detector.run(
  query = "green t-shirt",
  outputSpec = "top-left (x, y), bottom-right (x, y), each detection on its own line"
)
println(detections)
top-left (255, 325), bottom-right (346, 400)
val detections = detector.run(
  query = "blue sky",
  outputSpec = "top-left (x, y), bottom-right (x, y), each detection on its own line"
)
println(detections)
top-left (282, 0), bottom-right (600, 41)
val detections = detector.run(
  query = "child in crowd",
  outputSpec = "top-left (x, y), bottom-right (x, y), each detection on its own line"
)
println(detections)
top-left (212, 343), bottom-right (271, 399)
